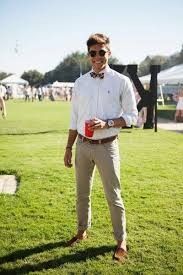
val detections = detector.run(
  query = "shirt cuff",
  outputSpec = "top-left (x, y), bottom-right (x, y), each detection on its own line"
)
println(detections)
top-left (70, 121), bottom-right (77, 130)
top-left (121, 114), bottom-right (137, 127)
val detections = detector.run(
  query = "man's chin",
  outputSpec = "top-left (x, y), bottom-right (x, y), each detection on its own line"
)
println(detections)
top-left (93, 64), bottom-right (106, 72)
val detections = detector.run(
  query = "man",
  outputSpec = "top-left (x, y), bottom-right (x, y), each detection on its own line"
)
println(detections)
top-left (0, 84), bottom-right (7, 119)
top-left (64, 33), bottom-right (138, 262)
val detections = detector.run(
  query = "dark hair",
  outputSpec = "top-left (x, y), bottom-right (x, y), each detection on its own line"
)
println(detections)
top-left (87, 33), bottom-right (110, 51)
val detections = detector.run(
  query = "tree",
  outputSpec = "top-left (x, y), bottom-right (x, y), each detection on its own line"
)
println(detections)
top-left (138, 55), bottom-right (168, 76)
top-left (52, 51), bottom-right (91, 83)
top-left (42, 51), bottom-right (119, 84)
top-left (21, 70), bottom-right (44, 87)
top-left (138, 43), bottom-right (183, 76)
top-left (42, 70), bottom-right (55, 85)
top-left (178, 44), bottom-right (183, 64)
top-left (0, 72), bottom-right (12, 81)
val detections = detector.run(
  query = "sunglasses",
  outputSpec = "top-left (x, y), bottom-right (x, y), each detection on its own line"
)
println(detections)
top-left (88, 49), bottom-right (108, 57)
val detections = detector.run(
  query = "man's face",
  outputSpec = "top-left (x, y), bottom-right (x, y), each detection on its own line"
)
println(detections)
top-left (88, 44), bottom-right (111, 73)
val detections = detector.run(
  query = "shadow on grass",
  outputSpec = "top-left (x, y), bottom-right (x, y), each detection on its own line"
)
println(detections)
top-left (0, 240), bottom-right (66, 265)
top-left (0, 130), bottom-right (61, 136)
top-left (0, 243), bottom-right (114, 274)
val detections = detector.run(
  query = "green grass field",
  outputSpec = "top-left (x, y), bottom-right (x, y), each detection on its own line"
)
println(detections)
top-left (0, 100), bottom-right (182, 275)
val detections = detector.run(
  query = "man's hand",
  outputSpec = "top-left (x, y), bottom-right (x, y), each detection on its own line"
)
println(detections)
top-left (64, 148), bottom-right (73, 168)
top-left (2, 111), bottom-right (6, 119)
top-left (89, 117), bottom-right (107, 130)
top-left (64, 129), bottom-right (77, 168)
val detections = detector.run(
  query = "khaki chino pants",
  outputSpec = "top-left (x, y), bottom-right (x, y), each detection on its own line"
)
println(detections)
top-left (75, 137), bottom-right (126, 241)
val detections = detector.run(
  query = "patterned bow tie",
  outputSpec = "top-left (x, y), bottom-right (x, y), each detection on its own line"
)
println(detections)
top-left (90, 72), bottom-right (104, 79)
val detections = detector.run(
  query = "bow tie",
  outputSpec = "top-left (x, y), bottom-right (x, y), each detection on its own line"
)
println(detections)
top-left (90, 72), bottom-right (104, 79)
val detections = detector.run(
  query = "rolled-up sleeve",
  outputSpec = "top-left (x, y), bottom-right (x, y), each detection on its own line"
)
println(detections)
top-left (121, 78), bottom-right (138, 127)
top-left (70, 80), bottom-right (79, 130)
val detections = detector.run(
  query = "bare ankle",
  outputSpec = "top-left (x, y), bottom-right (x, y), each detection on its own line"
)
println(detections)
top-left (117, 240), bottom-right (126, 250)
top-left (77, 230), bottom-right (87, 238)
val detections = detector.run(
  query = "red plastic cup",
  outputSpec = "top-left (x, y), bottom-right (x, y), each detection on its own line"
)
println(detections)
top-left (85, 120), bottom-right (94, 137)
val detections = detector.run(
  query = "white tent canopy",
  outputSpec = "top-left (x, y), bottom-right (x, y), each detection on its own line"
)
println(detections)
top-left (140, 64), bottom-right (183, 85)
top-left (52, 81), bottom-right (74, 88)
top-left (0, 74), bottom-right (28, 85)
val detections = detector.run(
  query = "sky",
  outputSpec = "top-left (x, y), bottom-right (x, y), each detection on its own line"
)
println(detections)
top-left (0, 0), bottom-right (183, 76)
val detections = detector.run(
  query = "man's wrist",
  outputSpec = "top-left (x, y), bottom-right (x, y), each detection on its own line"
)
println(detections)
top-left (65, 146), bottom-right (72, 150)
top-left (105, 117), bottom-right (127, 128)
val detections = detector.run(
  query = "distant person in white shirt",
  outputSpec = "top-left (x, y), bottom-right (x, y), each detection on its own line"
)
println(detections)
top-left (174, 88), bottom-right (183, 122)
top-left (64, 33), bottom-right (138, 262)
top-left (0, 84), bottom-right (7, 119)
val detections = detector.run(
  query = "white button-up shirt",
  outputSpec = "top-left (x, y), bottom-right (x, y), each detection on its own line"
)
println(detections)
top-left (0, 85), bottom-right (6, 98)
top-left (70, 65), bottom-right (138, 139)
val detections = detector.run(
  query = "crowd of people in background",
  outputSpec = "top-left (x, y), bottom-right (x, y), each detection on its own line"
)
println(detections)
top-left (0, 83), bottom-right (74, 119)
top-left (0, 84), bottom-right (73, 103)
top-left (1, 81), bottom-right (183, 124)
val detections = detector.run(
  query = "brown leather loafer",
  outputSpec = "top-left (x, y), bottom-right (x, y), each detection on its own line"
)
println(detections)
top-left (66, 235), bottom-right (88, 247)
top-left (113, 247), bottom-right (128, 263)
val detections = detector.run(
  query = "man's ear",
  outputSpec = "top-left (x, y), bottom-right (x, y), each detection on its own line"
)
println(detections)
top-left (108, 50), bottom-right (111, 56)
